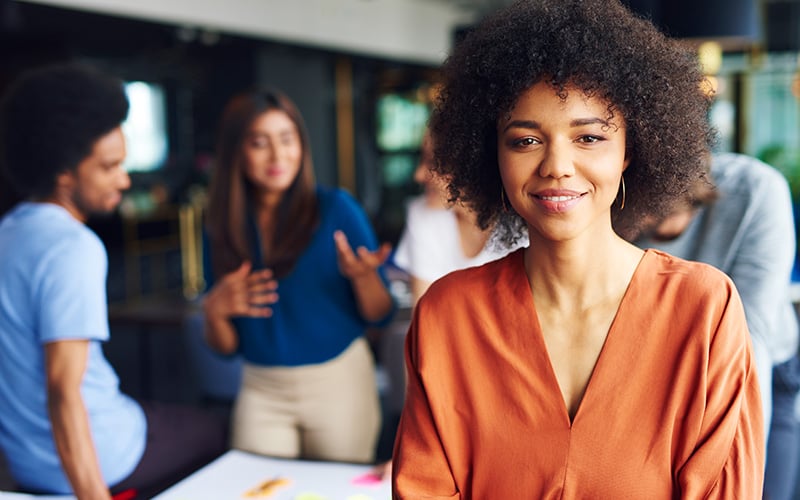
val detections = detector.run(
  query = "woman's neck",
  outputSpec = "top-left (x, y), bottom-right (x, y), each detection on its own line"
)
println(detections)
top-left (252, 192), bottom-right (282, 248)
top-left (524, 228), bottom-right (643, 313)
top-left (453, 205), bottom-right (489, 259)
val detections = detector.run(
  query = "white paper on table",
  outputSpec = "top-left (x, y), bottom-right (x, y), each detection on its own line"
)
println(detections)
top-left (153, 450), bottom-right (391, 500)
top-left (0, 493), bottom-right (74, 499)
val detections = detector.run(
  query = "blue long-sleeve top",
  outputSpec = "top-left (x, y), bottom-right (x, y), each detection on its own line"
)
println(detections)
top-left (205, 186), bottom-right (395, 366)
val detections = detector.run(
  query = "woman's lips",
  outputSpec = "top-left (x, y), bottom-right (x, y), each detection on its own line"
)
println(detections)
top-left (266, 167), bottom-right (286, 177)
top-left (531, 190), bottom-right (586, 213)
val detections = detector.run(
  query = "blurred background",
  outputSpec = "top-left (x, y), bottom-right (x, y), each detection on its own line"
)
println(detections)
top-left (1, 0), bottom-right (797, 303)
top-left (0, 0), bottom-right (797, 465)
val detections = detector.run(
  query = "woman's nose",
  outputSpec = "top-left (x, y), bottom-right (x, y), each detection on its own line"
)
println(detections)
top-left (413, 164), bottom-right (429, 185)
top-left (117, 169), bottom-right (131, 190)
top-left (537, 142), bottom-right (575, 178)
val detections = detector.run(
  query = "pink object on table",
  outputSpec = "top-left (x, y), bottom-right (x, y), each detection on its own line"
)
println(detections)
top-left (350, 472), bottom-right (384, 486)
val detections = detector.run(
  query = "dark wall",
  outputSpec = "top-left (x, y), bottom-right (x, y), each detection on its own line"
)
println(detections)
top-left (766, 0), bottom-right (800, 52)
top-left (0, 1), bottom-right (259, 198)
top-left (254, 45), bottom-right (338, 188)
top-left (622, 0), bottom-right (760, 40)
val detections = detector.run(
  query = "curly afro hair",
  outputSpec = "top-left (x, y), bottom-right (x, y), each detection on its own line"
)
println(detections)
top-left (0, 62), bottom-right (129, 198)
top-left (429, 0), bottom-right (715, 244)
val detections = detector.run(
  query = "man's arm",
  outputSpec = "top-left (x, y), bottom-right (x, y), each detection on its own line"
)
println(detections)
top-left (728, 166), bottom-right (796, 358)
top-left (44, 340), bottom-right (112, 500)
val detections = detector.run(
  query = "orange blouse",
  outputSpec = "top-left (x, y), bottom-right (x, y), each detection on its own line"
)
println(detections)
top-left (392, 249), bottom-right (764, 499)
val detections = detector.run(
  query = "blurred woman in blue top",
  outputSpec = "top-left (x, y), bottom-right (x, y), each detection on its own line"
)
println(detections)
top-left (203, 88), bottom-right (394, 463)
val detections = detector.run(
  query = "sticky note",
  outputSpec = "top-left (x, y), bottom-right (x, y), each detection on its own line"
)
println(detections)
top-left (351, 472), bottom-right (384, 486)
top-left (294, 493), bottom-right (328, 500)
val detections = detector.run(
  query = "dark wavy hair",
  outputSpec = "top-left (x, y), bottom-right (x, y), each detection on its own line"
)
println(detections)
top-left (429, 0), bottom-right (715, 244)
top-left (0, 62), bottom-right (128, 199)
top-left (206, 88), bottom-right (319, 279)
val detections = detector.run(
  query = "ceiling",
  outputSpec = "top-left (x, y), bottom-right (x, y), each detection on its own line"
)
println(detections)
top-left (430, 0), bottom-right (515, 16)
top-left (3, 0), bottom-right (771, 67)
top-left (9, 0), bottom-right (477, 64)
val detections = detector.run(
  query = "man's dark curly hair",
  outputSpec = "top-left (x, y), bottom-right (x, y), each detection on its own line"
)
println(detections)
top-left (429, 0), bottom-right (715, 244)
top-left (0, 62), bottom-right (129, 198)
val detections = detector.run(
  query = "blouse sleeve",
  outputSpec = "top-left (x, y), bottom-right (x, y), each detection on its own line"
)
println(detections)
top-left (392, 310), bottom-right (460, 499)
top-left (331, 188), bottom-right (396, 326)
top-left (676, 285), bottom-right (765, 498)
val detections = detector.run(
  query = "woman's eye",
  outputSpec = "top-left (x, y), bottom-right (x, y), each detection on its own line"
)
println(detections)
top-left (511, 137), bottom-right (537, 147)
top-left (578, 135), bottom-right (602, 144)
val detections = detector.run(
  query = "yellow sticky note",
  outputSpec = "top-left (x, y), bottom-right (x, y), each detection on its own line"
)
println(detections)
top-left (242, 476), bottom-right (291, 498)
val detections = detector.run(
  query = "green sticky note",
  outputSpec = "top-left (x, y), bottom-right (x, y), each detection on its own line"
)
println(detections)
top-left (294, 493), bottom-right (328, 500)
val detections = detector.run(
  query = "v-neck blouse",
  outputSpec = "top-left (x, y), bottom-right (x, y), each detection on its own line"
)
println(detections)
top-left (392, 248), bottom-right (764, 499)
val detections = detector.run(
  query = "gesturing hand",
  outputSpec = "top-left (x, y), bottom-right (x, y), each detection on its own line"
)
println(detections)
top-left (202, 261), bottom-right (279, 320)
top-left (333, 230), bottom-right (392, 280)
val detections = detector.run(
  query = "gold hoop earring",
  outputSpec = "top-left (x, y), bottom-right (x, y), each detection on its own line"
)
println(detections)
top-left (501, 187), bottom-right (510, 212)
top-left (618, 176), bottom-right (626, 211)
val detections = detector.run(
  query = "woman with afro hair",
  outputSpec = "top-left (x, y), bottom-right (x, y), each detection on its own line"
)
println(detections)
top-left (391, 0), bottom-right (764, 498)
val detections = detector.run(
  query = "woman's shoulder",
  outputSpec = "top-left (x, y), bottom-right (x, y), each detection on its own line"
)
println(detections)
top-left (639, 250), bottom-right (749, 354)
top-left (641, 249), bottom-right (737, 301)
top-left (317, 184), bottom-right (352, 202)
top-left (405, 202), bottom-right (458, 243)
top-left (317, 185), bottom-right (364, 215)
top-left (644, 248), bottom-right (726, 274)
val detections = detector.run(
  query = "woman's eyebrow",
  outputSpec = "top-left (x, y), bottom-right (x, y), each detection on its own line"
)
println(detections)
top-left (501, 116), bottom-right (610, 132)
top-left (570, 117), bottom-right (609, 127)
top-left (501, 119), bottom-right (540, 132)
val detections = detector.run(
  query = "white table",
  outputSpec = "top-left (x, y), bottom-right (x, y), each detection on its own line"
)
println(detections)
top-left (153, 450), bottom-right (390, 499)
top-left (0, 494), bottom-right (72, 499)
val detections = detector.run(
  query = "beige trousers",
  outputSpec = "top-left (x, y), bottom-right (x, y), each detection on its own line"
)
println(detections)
top-left (230, 337), bottom-right (381, 463)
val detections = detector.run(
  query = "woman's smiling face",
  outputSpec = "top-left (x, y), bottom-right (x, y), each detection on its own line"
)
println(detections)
top-left (497, 81), bottom-right (629, 243)
top-left (241, 109), bottom-right (303, 195)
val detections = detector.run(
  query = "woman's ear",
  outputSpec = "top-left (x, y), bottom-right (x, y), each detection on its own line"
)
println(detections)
top-left (623, 136), bottom-right (633, 172)
top-left (54, 169), bottom-right (76, 194)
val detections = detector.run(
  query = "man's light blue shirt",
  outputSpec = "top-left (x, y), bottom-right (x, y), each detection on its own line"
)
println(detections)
top-left (0, 202), bottom-right (145, 494)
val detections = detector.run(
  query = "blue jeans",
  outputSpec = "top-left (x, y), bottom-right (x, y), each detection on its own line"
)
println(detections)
top-left (764, 356), bottom-right (800, 500)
